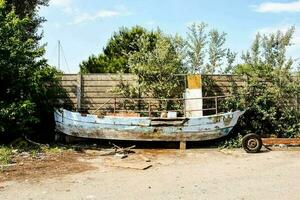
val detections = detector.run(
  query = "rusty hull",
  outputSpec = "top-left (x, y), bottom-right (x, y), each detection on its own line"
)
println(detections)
top-left (54, 109), bottom-right (244, 142)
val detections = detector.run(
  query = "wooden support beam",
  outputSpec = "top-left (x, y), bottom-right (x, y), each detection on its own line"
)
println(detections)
top-left (179, 141), bottom-right (186, 150)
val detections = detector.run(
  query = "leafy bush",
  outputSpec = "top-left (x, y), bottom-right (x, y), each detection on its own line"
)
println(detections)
top-left (0, 146), bottom-right (12, 165)
top-left (223, 27), bottom-right (300, 138)
top-left (0, 1), bottom-right (67, 142)
top-left (80, 26), bottom-right (159, 73)
top-left (218, 134), bottom-right (243, 149)
top-left (114, 31), bottom-right (186, 115)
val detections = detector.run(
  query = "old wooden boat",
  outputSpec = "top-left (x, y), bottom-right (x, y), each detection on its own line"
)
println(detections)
top-left (54, 74), bottom-right (265, 152)
top-left (54, 108), bottom-right (244, 142)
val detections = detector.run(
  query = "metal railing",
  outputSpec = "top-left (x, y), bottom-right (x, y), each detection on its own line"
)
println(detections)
top-left (91, 95), bottom-right (232, 117)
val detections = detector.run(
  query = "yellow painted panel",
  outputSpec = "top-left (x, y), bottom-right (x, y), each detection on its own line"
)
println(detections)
top-left (187, 75), bottom-right (202, 89)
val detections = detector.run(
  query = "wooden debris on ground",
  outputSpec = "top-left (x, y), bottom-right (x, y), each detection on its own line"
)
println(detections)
top-left (262, 138), bottom-right (300, 146)
top-left (100, 143), bottom-right (136, 157)
top-left (108, 161), bottom-right (152, 170)
top-left (84, 150), bottom-right (103, 155)
top-left (0, 164), bottom-right (16, 170)
top-left (139, 154), bottom-right (151, 162)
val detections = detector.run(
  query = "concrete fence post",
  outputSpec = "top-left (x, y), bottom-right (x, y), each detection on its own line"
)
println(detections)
top-left (76, 74), bottom-right (82, 111)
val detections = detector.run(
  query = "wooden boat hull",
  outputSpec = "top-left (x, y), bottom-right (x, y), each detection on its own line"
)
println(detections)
top-left (54, 109), bottom-right (244, 141)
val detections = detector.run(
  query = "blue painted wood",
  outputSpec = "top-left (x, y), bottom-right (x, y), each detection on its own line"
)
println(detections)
top-left (54, 109), bottom-right (244, 141)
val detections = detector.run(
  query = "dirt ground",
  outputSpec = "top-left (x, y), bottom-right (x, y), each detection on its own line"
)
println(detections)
top-left (1, 148), bottom-right (300, 200)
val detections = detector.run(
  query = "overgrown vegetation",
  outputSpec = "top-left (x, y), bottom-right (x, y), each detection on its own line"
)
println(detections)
top-left (0, 146), bottom-right (12, 165)
top-left (185, 22), bottom-right (236, 74)
top-left (81, 23), bottom-right (299, 138)
top-left (224, 27), bottom-right (300, 138)
top-left (0, 0), bottom-right (67, 142)
top-left (0, 141), bottom-right (65, 166)
top-left (110, 23), bottom-right (236, 114)
top-left (112, 30), bottom-right (186, 115)
top-left (80, 26), bottom-right (159, 73)
top-left (218, 134), bottom-right (243, 149)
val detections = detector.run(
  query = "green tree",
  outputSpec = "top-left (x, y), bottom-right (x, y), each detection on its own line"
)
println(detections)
top-left (128, 33), bottom-right (185, 98)
top-left (227, 27), bottom-right (300, 137)
top-left (0, 0), bottom-right (64, 141)
top-left (80, 26), bottom-right (158, 73)
top-left (185, 22), bottom-right (207, 73)
top-left (5, 0), bottom-right (49, 41)
top-left (115, 32), bottom-right (186, 114)
top-left (185, 22), bottom-right (235, 74)
top-left (223, 49), bottom-right (237, 74)
top-left (206, 29), bottom-right (227, 73)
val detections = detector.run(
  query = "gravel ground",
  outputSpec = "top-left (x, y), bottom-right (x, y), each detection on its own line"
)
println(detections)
top-left (1, 148), bottom-right (300, 200)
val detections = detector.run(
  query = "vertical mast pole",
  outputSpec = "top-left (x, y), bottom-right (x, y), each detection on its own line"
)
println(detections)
top-left (58, 40), bottom-right (61, 70)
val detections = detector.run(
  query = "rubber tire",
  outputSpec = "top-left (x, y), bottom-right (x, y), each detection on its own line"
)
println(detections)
top-left (242, 133), bottom-right (262, 153)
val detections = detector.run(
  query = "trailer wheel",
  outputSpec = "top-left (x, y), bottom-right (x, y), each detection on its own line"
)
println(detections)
top-left (242, 133), bottom-right (262, 153)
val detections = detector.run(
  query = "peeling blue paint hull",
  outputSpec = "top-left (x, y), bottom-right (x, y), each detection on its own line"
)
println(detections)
top-left (54, 109), bottom-right (244, 141)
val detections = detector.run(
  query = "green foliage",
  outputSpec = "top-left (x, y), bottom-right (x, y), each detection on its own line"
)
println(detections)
top-left (185, 22), bottom-right (235, 74)
top-left (206, 29), bottom-right (227, 73)
top-left (185, 22), bottom-right (207, 73)
top-left (223, 49), bottom-right (237, 74)
top-left (80, 26), bottom-right (158, 73)
top-left (5, 0), bottom-right (49, 41)
top-left (224, 27), bottom-right (300, 138)
top-left (0, 1), bottom-right (65, 140)
top-left (218, 134), bottom-right (243, 149)
top-left (0, 146), bottom-right (12, 165)
top-left (128, 33), bottom-right (185, 98)
top-left (114, 31), bottom-right (186, 114)
top-left (0, 100), bottom-right (38, 135)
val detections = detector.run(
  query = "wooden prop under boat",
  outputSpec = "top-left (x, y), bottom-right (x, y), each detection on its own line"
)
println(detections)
top-left (54, 109), bottom-right (244, 141)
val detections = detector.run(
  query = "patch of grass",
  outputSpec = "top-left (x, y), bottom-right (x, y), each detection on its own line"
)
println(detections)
top-left (10, 138), bottom-right (66, 158)
top-left (41, 146), bottom-right (63, 154)
top-left (30, 149), bottom-right (39, 158)
top-left (218, 134), bottom-right (243, 149)
top-left (0, 146), bottom-right (13, 165)
top-left (10, 138), bottom-right (38, 152)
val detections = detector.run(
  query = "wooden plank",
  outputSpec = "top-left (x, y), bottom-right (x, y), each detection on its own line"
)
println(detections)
top-left (82, 98), bottom-right (153, 104)
top-left (83, 80), bottom-right (136, 86)
top-left (60, 84), bottom-right (78, 87)
top-left (83, 92), bottom-right (120, 98)
top-left (203, 75), bottom-right (247, 82)
top-left (59, 75), bottom-right (78, 81)
top-left (61, 80), bottom-right (78, 85)
top-left (218, 86), bottom-right (245, 89)
top-left (180, 141), bottom-right (186, 150)
top-left (107, 161), bottom-right (152, 170)
top-left (203, 82), bottom-right (246, 87)
top-left (57, 85), bottom-right (76, 92)
top-left (83, 74), bottom-right (138, 81)
top-left (81, 104), bottom-right (115, 110)
top-left (83, 87), bottom-right (116, 92)
top-left (262, 138), bottom-right (300, 145)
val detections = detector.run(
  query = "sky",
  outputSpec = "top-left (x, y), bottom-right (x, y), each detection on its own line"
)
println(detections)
top-left (39, 0), bottom-right (300, 73)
